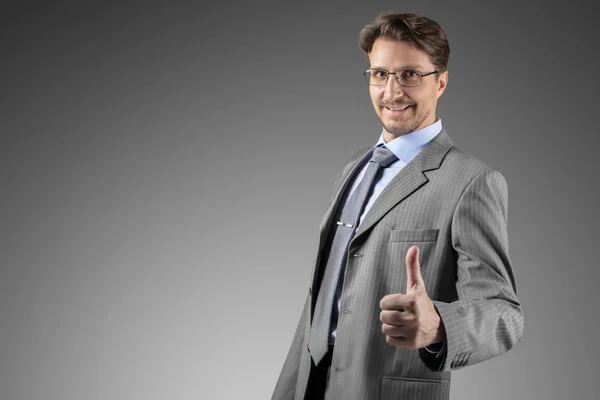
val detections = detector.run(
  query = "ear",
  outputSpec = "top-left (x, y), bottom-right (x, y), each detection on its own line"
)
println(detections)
top-left (436, 70), bottom-right (448, 99)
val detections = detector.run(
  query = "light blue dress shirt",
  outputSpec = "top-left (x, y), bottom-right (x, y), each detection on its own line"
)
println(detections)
top-left (330, 119), bottom-right (443, 349)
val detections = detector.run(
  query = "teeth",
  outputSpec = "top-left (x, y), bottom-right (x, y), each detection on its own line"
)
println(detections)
top-left (388, 105), bottom-right (409, 111)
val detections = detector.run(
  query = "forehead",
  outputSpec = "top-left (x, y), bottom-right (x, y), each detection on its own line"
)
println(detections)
top-left (367, 37), bottom-right (433, 70)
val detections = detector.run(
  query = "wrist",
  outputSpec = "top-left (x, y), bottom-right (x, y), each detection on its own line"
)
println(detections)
top-left (433, 314), bottom-right (446, 344)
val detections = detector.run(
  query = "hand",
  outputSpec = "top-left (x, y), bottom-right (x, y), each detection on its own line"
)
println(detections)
top-left (379, 246), bottom-right (446, 349)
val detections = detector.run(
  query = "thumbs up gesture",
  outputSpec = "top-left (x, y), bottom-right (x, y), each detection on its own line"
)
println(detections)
top-left (379, 246), bottom-right (446, 349)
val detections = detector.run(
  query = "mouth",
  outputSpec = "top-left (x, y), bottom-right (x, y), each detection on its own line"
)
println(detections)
top-left (383, 104), bottom-right (412, 115)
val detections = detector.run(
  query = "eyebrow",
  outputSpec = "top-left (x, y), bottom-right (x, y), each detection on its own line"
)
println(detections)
top-left (369, 65), bottom-right (424, 71)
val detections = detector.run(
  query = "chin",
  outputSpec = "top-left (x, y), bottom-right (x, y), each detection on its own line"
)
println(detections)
top-left (382, 121), bottom-right (418, 137)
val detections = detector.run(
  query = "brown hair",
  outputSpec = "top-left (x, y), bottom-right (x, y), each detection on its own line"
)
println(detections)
top-left (359, 12), bottom-right (450, 72)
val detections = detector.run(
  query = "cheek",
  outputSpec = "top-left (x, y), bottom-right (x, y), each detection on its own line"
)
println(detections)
top-left (369, 88), bottom-right (382, 105)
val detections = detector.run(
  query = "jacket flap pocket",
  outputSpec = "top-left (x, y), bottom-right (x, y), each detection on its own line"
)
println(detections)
top-left (390, 228), bottom-right (439, 242)
top-left (381, 377), bottom-right (449, 400)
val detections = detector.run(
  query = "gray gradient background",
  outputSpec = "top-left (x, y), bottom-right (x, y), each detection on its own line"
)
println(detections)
top-left (2, 1), bottom-right (598, 399)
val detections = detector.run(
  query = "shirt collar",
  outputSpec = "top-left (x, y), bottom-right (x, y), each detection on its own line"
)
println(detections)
top-left (375, 119), bottom-right (443, 163)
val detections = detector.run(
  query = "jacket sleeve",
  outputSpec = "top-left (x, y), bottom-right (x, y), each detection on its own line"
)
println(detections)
top-left (419, 169), bottom-right (524, 372)
top-left (271, 293), bottom-right (310, 400)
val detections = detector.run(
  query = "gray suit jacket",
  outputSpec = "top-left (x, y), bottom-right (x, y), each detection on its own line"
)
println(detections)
top-left (272, 129), bottom-right (524, 400)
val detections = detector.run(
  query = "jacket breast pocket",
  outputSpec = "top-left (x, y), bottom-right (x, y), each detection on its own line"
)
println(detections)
top-left (389, 228), bottom-right (439, 242)
top-left (381, 377), bottom-right (450, 400)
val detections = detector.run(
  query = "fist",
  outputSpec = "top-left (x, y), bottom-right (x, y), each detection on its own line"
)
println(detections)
top-left (379, 246), bottom-right (446, 349)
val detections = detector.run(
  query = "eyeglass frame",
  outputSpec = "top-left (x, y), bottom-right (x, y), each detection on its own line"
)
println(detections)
top-left (363, 69), bottom-right (440, 87)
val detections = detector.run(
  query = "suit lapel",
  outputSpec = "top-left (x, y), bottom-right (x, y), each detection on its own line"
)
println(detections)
top-left (318, 148), bottom-right (371, 237)
top-left (351, 128), bottom-right (454, 244)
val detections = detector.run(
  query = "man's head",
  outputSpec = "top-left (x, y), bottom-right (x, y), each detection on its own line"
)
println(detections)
top-left (359, 13), bottom-right (450, 140)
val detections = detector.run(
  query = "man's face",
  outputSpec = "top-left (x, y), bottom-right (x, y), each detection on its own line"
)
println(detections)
top-left (367, 37), bottom-right (448, 140)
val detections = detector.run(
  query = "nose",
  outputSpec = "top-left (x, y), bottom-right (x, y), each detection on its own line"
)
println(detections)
top-left (383, 74), bottom-right (405, 98)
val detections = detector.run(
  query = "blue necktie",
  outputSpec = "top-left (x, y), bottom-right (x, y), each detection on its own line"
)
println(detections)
top-left (308, 146), bottom-right (398, 365)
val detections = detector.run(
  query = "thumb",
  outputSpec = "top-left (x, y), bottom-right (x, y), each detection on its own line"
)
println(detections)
top-left (405, 245), bottom-right (424, 293)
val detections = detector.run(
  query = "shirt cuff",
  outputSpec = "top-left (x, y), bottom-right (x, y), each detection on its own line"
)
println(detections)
top-left (424, 341), bottom-right (445, 354)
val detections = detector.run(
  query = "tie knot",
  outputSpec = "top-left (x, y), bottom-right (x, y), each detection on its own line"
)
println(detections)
top-left (371, 146), bottom-right (398, 168)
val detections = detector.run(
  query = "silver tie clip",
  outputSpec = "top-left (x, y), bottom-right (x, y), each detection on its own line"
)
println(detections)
top-left (336, 221), bottom-right (353, 228)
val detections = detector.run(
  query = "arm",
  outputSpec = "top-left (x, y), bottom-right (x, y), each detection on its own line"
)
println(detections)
top-left (419, 169), bottom-right (524, 372)
top-left (271, 292), bottom-right (310, 400)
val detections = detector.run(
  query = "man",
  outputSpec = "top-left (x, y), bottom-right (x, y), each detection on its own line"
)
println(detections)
top-left (272, 12), bottom-right (523, 400)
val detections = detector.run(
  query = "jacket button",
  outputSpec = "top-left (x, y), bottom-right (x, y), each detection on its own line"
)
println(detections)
top-left (353, 253), bottom-right (363, 258)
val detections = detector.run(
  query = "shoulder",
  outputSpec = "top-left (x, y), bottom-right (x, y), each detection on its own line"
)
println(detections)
top-left (337, 146), bottom-right (371, 176)
top-left (442, 146), bottom-right (509, 222)
top-left (345, 146), bottom-right (372, 165)
top-left (444, 144), bottom-right (507, 185)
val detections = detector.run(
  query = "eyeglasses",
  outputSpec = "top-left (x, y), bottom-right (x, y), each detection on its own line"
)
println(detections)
top-left (363, 69), bottom-right (439, 87)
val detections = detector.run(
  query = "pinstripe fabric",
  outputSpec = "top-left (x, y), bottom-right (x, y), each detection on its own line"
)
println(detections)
top-left (271, 129), bottom-right (524, 400)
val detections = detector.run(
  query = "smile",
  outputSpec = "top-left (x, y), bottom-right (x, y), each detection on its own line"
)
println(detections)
top-left (384, 105), bottom-right (412, 114)
top-left (387, 105), bottom-right (409, 111)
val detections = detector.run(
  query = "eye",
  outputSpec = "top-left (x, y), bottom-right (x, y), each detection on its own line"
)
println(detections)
top-left (372, 70), bottom-right (388, 79)
top-left (402, 70), bottom-right (421, 79)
